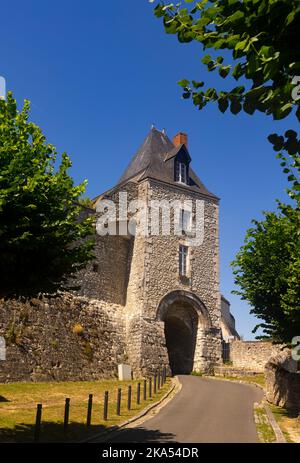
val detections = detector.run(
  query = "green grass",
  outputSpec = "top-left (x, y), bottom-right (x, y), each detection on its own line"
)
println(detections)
top-left (0, 378), bottom-right (172, 443)
top-left (269, 404), bottom-right (300, 443)
top-left (216, 374), bottom-right (265, 388)
top-left (254, 404), bottom-right (276, 443)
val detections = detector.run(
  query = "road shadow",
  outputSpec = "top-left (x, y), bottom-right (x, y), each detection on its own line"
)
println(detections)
top-left (104, 426), bottom-right (176, 443)
top-left (0, 421), bottom-right (176, 444)
top-left (0, 395), bottom-right (9, 403)
top-left (0, 421), bottom-right (108, 443)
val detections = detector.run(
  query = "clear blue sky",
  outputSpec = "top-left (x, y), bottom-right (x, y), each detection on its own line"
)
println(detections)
top-left (1, 1), bottom-right (296, 339)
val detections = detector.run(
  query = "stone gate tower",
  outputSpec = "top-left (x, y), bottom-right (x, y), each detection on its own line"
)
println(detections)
top-left (80, 127), bottom-right (223, 375)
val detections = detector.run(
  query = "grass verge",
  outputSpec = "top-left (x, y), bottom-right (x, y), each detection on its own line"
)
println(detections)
top-left (0, 378), bottom-right (172, 443)
top-left (213, 374), bottom-right (265, 388)
top-left (254, 403), bottom-right (276, 443)
top-left (269, 404), bottom-right (300, 443)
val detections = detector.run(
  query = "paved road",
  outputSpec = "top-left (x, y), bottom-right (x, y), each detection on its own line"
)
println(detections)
top-left (106, 376), bottom-right (263, 443)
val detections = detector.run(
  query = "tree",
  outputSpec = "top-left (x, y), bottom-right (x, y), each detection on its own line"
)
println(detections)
top-left (152, 0), bottom-right (300, 120)
top-left (0, 93), bottom-right (94, 296)
top-left (151, 0), bottom-right (300, 342)
top-left (232, 146), bottom-right (300, 343)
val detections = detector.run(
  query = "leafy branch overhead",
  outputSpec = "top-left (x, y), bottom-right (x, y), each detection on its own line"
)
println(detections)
top-left (152, 0), bottom-right (300, 120)
top-left (232, 134), bottom-right (300, 343)
top-left (151, 0), bottom-right (300, 342)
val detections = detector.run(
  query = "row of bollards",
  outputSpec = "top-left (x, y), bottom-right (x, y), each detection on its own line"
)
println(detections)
top-left (33, 366), bottom-right (167, 442)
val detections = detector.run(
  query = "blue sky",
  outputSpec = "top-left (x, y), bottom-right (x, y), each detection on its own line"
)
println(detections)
top-left (0, 1), bottom-right (296, 339)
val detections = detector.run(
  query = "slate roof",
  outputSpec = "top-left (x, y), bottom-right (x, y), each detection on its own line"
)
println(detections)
top-left (117, 127), bottom-right (218, 200)
top-left (118, 127), bottom-right (173, 183)
top-left (93, 128), bottom-right (218, 203)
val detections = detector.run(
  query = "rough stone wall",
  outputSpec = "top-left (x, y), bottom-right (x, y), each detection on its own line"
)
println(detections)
top-left (121, 182), bottom-right (149, 375)
top-left (0, 294), bottom-right (126, 383)
top-left (75, 235), bottom-right (132, 305)
top-left (135, 179), bottom-right (222, 373)
top-left (143, 179), bottom-right (220, 324)
top-left (140, 319), bottom-right (170, 376)
top-left (265, 351), bottom-right (300, 410)
top-left (228, 340), bottom-right (283, 372)
top-left (0, 174), bottom-right (224, 382)
top-left (220, 296), bottom-right (238, 341)
top-left (75, 181), bottom-right (139, 305)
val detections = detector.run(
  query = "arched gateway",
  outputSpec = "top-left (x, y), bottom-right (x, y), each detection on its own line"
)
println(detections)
top-left (156, 290), bottom-right (212, 375)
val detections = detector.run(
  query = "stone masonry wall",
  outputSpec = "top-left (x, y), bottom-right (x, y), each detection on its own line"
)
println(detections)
top-left (0, 175), bottom-right (225, 382)
top-left (265, 351), bottom-right (300, 410)
top-left (143, 179), bottom-right (221, 324)
top-left (0, 294), bottom-right (126, 383)
top-left (229, 340), bottom-right (282, 372)
top-left (75, 180), bottom-right (139, 306)
top-left (137, 179), bottom-right (222, 373)
top-left (75, 234), bottom-right (132, 306)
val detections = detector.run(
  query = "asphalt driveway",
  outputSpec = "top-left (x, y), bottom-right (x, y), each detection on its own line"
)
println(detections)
top-left (104, 375), bottom-right (263, 443)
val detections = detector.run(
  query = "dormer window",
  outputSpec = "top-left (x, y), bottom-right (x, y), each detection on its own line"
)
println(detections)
top-left (175, 160), bottom-right (188, 184)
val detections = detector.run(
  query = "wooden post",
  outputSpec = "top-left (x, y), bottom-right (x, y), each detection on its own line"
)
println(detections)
top-left (86, 394), bottom-right (93, 426)
top-left (143, 379), bottom-right (147, 401)
top-left (127, 385), bottom-right (132, 410)
top-left (103, 391), bottom-right (109, 421)
top-left (63, 398), bottom-right (70, 434)
top-left (116, 388), bottom-right (122, 416)
top-left (137, 382), bottom-right (141, 405)
top-left (34, 404), bottom-right (42, 443)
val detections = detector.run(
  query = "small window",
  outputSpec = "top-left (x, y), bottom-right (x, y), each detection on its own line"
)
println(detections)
top-left (179, 209), bottom-right (192, 233)
top-left (175, 160), bottom-right (188, 184)
top-left (179, 245), bottom-right (189, 277)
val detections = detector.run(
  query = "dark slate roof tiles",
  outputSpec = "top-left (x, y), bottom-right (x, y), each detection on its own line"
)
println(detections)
top-left (117, 127), bottom-right (218, 200)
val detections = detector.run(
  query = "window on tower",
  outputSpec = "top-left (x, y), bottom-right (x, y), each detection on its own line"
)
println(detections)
top-left (179, 208), bottom-right (192, 234)
top-left (179, 244), bottom-right (189, 277)
top-left (175, 160), bottom-right (188, 184)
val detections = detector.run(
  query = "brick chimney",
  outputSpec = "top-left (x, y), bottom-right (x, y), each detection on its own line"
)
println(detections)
top-left (173, 132), bottom-right (188, 148)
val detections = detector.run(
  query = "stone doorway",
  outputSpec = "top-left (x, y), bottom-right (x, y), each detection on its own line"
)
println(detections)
top-left (156, 290), bottom-right (212, 375)
top-left (164, 302), bottom-right (198, 374)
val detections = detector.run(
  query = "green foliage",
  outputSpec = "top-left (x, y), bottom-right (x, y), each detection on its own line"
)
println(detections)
top-left (254, 404), bottom-right (276, 443)
top-left (223, 360), bottom-right (233, 366)
top-left (232, 144), bottom-right (300, 343)
top-left (152, 0), bottom-right (300, 344)
top-left (152, 0), bottom-right (300, 120)
top-left (0, 93), bottom-right (94, 296)
top-left (191, 370), bottom-right (203, 376)
top-left (78, 197), bottom-right (95, 209)
top-left (82, 339), bottom-right (94, 361)
top-left (5, 320), bottom-right (23, 345)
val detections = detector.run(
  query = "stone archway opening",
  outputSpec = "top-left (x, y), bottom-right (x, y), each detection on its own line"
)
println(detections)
top-left (163, 301), bottom-right (198, 375)
top-left (156, 290), bottom-right (212, 376)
